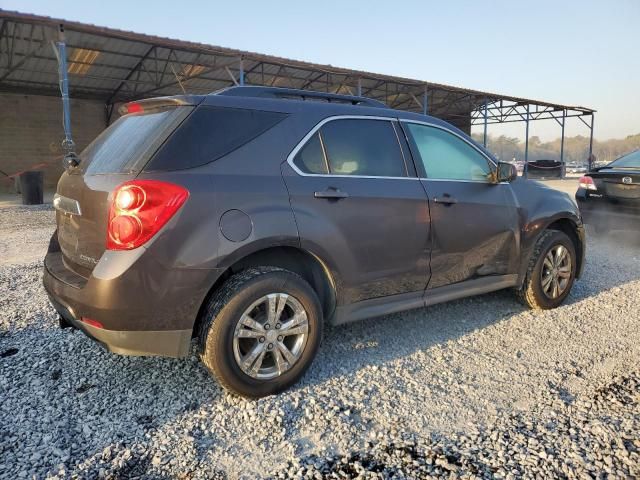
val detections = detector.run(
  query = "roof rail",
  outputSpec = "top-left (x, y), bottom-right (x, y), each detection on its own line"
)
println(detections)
top-left (215, 86), bottom-right (387, 108)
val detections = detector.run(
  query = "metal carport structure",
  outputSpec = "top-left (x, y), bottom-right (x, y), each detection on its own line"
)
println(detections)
top-left (0, 9), bottom-right (596, 174)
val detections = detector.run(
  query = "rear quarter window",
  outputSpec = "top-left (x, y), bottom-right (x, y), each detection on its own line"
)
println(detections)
top-left (146, 106), bottom-right (288, 171)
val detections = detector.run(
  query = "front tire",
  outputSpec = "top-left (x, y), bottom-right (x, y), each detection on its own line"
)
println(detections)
top-left (198, 267), bottom-right (323, 398)
top-left (517, 230), bottom-right (577, 309)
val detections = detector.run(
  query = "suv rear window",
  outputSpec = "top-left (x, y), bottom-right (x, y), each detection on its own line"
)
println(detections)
top-left (81, 107), bottom-right (191, 175)
top-left (146, 106), bottom-right (288, 171)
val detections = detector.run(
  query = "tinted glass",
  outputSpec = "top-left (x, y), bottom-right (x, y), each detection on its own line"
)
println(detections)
top-left (148, 106), bottom-right (287, 171)
top-left (293, 132), bottom-right (328, 174)
top-left (406, 123), bottom-right (491, 181)
top-left (321, 119), bottom-right (406, 177)
top-left (82, 107), bottom-right (190, 175)
top-left (608, 150), bottom-right (640, 168)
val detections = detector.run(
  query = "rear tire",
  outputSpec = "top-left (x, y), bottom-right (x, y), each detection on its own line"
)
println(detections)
top-left (198, 267), bottom-right (323, 398)
top-left (517, 230), bottom-right (577, 309)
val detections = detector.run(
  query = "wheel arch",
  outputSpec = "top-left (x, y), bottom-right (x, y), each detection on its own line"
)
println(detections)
top-left (517, 214), bottom-right (585, 287)
top-left (193, 245), bottom-right (337, 338)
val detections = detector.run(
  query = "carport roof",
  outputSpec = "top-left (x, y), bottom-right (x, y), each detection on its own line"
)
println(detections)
top-left (0, 10), bottom-right (595, 125)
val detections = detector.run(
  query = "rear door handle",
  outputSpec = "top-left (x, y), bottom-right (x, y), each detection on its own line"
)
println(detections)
top-left (314, 188), bottom-right (349, 199)
top-left (433, 195), bottom-right (458, 205)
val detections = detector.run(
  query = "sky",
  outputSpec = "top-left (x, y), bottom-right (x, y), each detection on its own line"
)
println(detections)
top-left (2, 0), bottom-right (639, 141)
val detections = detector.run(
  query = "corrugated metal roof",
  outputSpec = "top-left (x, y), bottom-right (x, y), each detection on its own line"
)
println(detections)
top-left (0, 9), bottom-right (595, 126)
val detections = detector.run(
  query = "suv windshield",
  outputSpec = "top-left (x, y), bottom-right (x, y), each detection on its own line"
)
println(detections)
top-left (80, 107), bottom-right (192, 175)
top-left (607, 150), bottom-right (640, 169)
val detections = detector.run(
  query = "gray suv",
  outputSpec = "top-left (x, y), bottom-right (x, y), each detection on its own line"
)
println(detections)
top-left (44, 87), bottom-right (585, 397)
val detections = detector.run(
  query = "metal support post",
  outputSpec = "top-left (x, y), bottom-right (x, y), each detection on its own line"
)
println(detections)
top-left (423, 85), bottom-right (428, 115)
top-left (523, 104), bottom-right (530, 179)
top-left (357, 77), bottom-right (362, 96)
top-left (560, 109), bottom-right (566, 178)
top-left (483, 97), bottom-right (488, 147)
top-left (239, 57), bottom-right (244, 86)
top-left (52, 25), bottom-right (76, 166)
top-left (588, 114), bottom-right (595, 170)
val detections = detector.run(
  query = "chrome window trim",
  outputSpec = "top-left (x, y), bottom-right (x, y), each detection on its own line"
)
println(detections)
top-left (317, 131), bottom-right (331, 174)
top-left (286, 115), bottom-right (418, 180)
top-left (390, 120), bottom-right (411, 177)
top-left (420, 178), bottom-right (511, 185)
top-left (400, 119), bottom-right (500, 183)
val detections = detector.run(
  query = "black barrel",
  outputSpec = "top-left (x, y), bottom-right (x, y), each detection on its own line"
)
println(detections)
top-left (19, 171), bottom-right (44, 205)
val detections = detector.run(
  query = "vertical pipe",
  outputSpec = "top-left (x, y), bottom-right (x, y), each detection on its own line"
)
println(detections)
top-left (560, 109), bottom-right (566, 178)
top-left (56, 27), bottom-right (74, 155)
top-left (239, 57), bottom-right (244, 86)
top-left (588, 114), bottom-right (595, 170)
top-left (524, 104), bottom-right (530, 179)
top-left (357, 77), bottom-right (362, 96)
top-left (423, 85), bottom-right (428, 115)
top-left (483, 97), bottom-right (488, 147)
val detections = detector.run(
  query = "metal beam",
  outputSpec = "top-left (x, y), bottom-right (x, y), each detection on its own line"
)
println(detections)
top-left (132, 58), bottom-right (240, 98)
top-left (225, 65), bottom-right (238, 86)
top-left (300, 71), bottom-right (325, 89)
top-left (0, 24), bottom-right (48, 82)
top-left (106, 45), bottom-right (154, 105)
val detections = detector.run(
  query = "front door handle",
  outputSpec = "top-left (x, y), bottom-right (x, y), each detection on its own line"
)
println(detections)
top-left (433, 195), bottom-right (458, 205)
top-left (314, 188), bottom-right (349, 200)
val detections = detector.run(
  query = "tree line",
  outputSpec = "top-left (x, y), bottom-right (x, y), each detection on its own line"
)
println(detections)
top-left (471, 132), bottom-right (640, 165)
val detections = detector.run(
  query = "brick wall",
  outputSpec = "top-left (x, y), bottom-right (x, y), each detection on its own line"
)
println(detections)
top-left (0, 93), bottom-right (107, 191)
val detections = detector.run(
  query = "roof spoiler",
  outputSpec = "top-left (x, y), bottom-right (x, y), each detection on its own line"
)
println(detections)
top-left (118, 95), bottom-right (203, 116)
top-left (215, 86), bottom-right (387, 108)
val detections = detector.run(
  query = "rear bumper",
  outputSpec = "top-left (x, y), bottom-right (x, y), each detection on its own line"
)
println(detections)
top-left (43, 234), bottom-right (224, 358)
top-left (48, 295), bottom-right (192, 357)
top-left (576, 192), bottom-right (640, 231)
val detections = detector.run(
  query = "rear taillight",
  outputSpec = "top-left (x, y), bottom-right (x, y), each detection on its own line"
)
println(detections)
top-left (579, 176), bottom-right (597, 191)
top-left (107, 180), bottom-right (189, 250)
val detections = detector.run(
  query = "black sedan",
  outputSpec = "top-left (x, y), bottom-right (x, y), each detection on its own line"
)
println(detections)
top-left (576, 150), bottom-right (640, 233)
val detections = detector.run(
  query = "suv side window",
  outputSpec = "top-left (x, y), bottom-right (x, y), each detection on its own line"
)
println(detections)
top-left (293, 132), bottom-right (328, 174)
top-left (322, 119), bottom-right (406, 177)
top-left (292, 119), bottom-right (407, 177)
top-left (404, 123), bottom-right (492, 181)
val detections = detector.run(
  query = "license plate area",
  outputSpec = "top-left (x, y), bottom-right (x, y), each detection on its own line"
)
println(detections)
top-left (58, 213), bottom-right (79, 253)
top-left (605, 183), bottom-right (640, 199)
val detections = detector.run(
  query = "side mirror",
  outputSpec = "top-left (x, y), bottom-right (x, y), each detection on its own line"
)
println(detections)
top-left (496, 162), bottom-right (518, 183)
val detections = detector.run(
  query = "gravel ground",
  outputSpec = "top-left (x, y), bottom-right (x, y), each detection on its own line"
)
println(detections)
top-left (1, 202), bottom-right (639, 479)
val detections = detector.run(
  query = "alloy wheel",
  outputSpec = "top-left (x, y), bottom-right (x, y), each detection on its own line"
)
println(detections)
top-left (232, 293), bottom-right (309, 380)
top-left (541, 244), bottom-right (572, 299)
